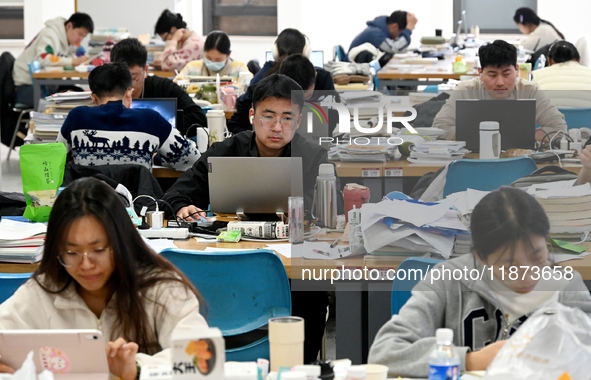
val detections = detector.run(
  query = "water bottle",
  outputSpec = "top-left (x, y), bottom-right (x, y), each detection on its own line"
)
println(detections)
top-left (314, 164), bottom-right (337, 229)
top-left (429, 328), bottom-right (460, 380)
top-left (102, 35), bottom-right (114, 63)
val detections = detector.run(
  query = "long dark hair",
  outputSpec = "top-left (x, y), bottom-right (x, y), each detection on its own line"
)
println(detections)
top-left (34, 177), bottom-right (204, 354)
top-left (154, 9), bottom-right (187, 35)
top-left (471, 187), bottom-right (549, 265)
top-left (513, 7), bottom-right (565, 40)
top-left (266, 28), bottom-right (307, 77)
top-left (548, 40), bottom-right (580, 63)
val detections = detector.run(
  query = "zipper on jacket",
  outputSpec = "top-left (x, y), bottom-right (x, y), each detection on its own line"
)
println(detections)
top-left (501, 313), bottom-right (510, 340)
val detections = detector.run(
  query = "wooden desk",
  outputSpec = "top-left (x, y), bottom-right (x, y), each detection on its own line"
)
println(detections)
top-left (377, 57), bottom-right (477, 91)
top-left (32, 68), bottom-right (175, 110)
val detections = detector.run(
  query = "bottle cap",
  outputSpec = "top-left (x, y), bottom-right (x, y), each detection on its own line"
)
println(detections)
top-left (479, 121), bottom-right (499, 131)
top-left (347, 366), bottom-right (366, 379)
top-left (318, 163), bottom-right (335, 178)
top-left (436, 328), bottom-right (454, 344)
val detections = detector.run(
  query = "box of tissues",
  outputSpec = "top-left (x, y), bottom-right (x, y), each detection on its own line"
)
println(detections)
top-left (171, 327), bottom-right (225, 379)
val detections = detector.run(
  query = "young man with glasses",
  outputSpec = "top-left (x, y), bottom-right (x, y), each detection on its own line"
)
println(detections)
top-left (110, 38), bottom-right (207, 137)
top-left (56, 62), bottom-right (199, 171)
top-left (163, 73), bottom-right (332, 363)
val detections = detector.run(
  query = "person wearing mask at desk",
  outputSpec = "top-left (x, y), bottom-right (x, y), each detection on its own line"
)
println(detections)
top-left (514, 7), bottom-right (564, 52)
top-left (432, 40), bottom-right (567, 142)
top-left (163, 74), bottom-right (330, 363)
top-left (12, 13), bottom-right (94, 106)
top-left (153, 9), bottom-right (205, 72)
top-left (177, 30), bottom-right (251, 81)
top-left (368, 186), bottom-right (591, 378)
top-left (56, 62), bottom-right (200, 171)
top-left (111, 38), bottom-right (207, 137)
top-left (347, 10), bottom-right (417, 65)
top-left (532, 40), bottom-right (591, 108)
top-left (227, 29), bottom-right (336, 134)
top-left (0, 177), bottom-right (208, 379)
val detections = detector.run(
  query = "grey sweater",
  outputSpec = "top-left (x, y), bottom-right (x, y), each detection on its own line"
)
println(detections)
top-left (432, 78), bottom-right (567, 140)
top-left (368, 254), bottom-right (591, 378)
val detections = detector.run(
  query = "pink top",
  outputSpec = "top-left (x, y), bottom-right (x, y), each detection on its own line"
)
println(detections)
top-left (161, 30), bottom-right (205, 72)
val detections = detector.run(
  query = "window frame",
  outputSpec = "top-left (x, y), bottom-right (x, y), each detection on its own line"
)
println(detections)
top-left (0, 2), bottom-right (24, 40)
top-left (203, 0), bottom-right (277, 37)
top-left (453, 0), bottom-right (538, 35)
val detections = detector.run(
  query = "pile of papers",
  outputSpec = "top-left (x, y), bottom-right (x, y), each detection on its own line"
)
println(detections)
top-left (0, 219), bottom-right (46, 263)
top-left (27, 112), bottom-right (67, 143)
top-left (535, 183), bottom-right (591, 235)
top-left (330, 137), bottom-right (398, 162)
top-left (45, 91), bottom-right (93, 115)
top-left (361, 198), bottom-right (468, 259)
top-left (408, 140), bottom-right (470, 164)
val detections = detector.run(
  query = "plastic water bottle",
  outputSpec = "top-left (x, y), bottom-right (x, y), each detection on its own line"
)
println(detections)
top-left (429, 328), bottom-right (460, 380)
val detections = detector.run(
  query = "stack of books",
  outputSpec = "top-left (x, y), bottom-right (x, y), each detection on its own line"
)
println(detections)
top-left (26, 112), bottom-right (67, 143)
top-left (0, 220), bottom-right (47, 263)
top-left (44, 91), bottom-right (93, 116)
top-left (535, 184), bottom-right (591, 236)
top-left (408, 140), bottom-right (470, 164)
top-left (88, 27), bottom-right (129, 56)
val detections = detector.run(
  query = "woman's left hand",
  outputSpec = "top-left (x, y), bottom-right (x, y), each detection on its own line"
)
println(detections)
top-left (105, 338), bottom-right (139, 380)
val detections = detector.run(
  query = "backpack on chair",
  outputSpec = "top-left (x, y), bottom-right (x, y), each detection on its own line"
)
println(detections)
top-left (510, 166), bottom-right (579, 188)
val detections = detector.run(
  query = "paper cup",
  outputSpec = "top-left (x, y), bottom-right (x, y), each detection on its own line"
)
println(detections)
top-left (268, 316), bottom-right (304, 371)
top-left (362, 364), bottom-right (388, 380)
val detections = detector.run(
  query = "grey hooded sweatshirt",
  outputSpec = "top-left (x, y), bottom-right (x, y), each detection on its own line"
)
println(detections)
top-left (368, 254), bottom-right (591, 378)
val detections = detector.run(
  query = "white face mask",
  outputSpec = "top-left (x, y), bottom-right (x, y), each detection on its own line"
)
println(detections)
top-left (204, 58), bottom-right (226, 72)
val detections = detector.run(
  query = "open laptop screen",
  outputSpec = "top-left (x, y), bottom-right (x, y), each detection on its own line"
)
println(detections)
top-left (131, 98), bottom-right (178, 129)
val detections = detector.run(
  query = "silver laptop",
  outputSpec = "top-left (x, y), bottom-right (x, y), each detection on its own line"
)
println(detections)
top-left (0, 329), bottom-right (109, 380)
top-left (456, 99), bottom-right (537, 151)
top-left (208, 157), bottom-right (303, 215)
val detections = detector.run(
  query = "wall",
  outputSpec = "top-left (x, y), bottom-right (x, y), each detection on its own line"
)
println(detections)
top-left (4, 0), bottom-right (591, 64)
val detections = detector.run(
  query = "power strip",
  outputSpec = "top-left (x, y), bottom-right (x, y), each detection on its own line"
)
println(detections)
top-left (138, 228), bottom-right (189, 239)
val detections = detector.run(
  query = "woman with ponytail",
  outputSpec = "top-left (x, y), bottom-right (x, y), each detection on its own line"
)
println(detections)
top-left (514, 7), bottom-right (564, 52)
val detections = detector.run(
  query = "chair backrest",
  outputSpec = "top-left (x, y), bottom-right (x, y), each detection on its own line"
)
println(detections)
top-left (0, 52), bottom-right (16, 104)
top-left (334, 45), bottom-right (347, 62)
top-left (557, 107), bottom-right (591, 129)
top-left (0, 273), bottom-right (32, 304)
top-left (576, 35), bottom-right (591, 68)
top-left (391, 257), bottom-right (442, 315)
top-left (442, 157), bottom-right (537, 197)
top-left (159, 248), bottom-right (291, 336)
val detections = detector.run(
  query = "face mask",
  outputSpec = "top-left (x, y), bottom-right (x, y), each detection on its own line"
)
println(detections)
top-left (204, 58), bottom-right (226, 72)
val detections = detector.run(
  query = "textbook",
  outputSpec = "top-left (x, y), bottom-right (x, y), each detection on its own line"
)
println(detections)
top-left (535, 184), bottom-right (591, 234)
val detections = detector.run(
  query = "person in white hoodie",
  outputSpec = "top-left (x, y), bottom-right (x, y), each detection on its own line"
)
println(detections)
top-left (12, 13), bottom-right (94, 106)
top-left (368, 187), bottom-right (591, 378)
top-left (532, 40), bottom-right (591, 108)
top-left (0, 178), bottom-right (208, 379)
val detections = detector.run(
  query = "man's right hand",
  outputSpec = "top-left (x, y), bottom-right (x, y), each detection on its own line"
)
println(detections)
top-left (0, 363), bottom-right (15, 374)
top-left (72, 55), bottom-right (89, 66)
top-left (406, 13), bottom-right (418, 30)
top-left (465, 340), bottom-right (506, 371)
top-left (177, 205), bottom-right (207, 221)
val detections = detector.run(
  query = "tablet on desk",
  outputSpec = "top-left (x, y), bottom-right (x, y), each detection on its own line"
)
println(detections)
top-left (0, 329), bottom-right (109, 380)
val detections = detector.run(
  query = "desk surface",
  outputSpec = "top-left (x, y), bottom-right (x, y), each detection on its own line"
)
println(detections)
top-left (377, 57), bottom-right (478, 80)
top-left (33, 68), bottom-right (175, 79)
top-left (4, 239), bottom-right (591, 280)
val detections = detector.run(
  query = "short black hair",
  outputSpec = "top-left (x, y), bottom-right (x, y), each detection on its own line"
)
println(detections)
top-left (478, 40), bottom-right (517, 69)
top-left (387, 11), bottom-right (407, 29)
top-left (204, 31), bottom-right (231, 55)
top-left (89, 62), bottom-right (132, 98)
top-left (278, 54), bottom-right (315, 90)
top-left (111, 38), bottom-right (148, 68)
top-left (252, 74), bottom-right (304, 113)
top-left (154, 9), bottom-right (186, 35)
top-left (548, 40), bottom-right (580, 64)
top-left (65, 13), bottom-right (94, 34)
top-left (471, 187), bottom-right (549, 263)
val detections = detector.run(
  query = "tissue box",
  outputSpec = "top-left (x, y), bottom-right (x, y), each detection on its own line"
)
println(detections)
top-left (224, 362), bottom-right (258, 380)
top-left (171, 327), bottom-right (225, 379)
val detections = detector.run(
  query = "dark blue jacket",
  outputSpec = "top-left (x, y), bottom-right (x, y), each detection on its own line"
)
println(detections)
top-left (348, 16), bottom-right (411, 60)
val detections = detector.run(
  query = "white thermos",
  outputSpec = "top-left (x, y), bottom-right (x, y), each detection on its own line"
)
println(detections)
top-left (479, 121), bottom-right (501, 159)
top-left (314, 164), bottom-right (338, 229)
top-left (206, 110), bottom-right (228, 145)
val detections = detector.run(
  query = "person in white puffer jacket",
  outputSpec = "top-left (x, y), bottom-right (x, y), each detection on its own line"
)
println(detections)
top-left (533, 40), bottom-right (591, 108)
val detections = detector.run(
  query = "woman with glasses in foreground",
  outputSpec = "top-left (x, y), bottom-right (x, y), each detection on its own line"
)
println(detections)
top-left (0, 177), bottom-right (207, 379)
top-left (368, 186), bottom-right (591, 378)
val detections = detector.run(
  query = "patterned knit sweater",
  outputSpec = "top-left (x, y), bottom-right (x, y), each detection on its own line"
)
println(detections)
top-left (56, 100), bottom-right (200, 171)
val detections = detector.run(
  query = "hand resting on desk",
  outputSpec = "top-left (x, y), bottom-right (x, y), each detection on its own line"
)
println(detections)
top-left (177, 205), bottom-right (207, 221)
top-left (106, 338), bottom-right (139, 380)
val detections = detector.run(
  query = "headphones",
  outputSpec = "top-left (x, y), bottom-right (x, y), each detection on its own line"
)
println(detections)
top-left (250, 115), bottom-right (254, 124)
top-left (272, 33), bottom-right (312, 60)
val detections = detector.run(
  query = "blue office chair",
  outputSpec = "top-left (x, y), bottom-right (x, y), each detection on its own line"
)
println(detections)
top-left (0, 273), bottom-right (32, 304)
top-left (333, 45), bottom-right (347, 62)
top-left (159, 248), bottom-right (291, 361)
top-left (557, 107), bottom-right (591, 129)
top-left (442, 157), bottom-right (537, 197)
top-left (391, 257), bottom-right (442, 315)
top-left (534, 54), bottom-right (547, 70)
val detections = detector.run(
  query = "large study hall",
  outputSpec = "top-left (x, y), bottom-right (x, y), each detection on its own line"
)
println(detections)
top-left (0, 0), bottom-right (591, 379)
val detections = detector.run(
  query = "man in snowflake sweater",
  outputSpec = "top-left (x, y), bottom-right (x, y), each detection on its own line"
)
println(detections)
top-left (56, 62), bottom-right (200, 171)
